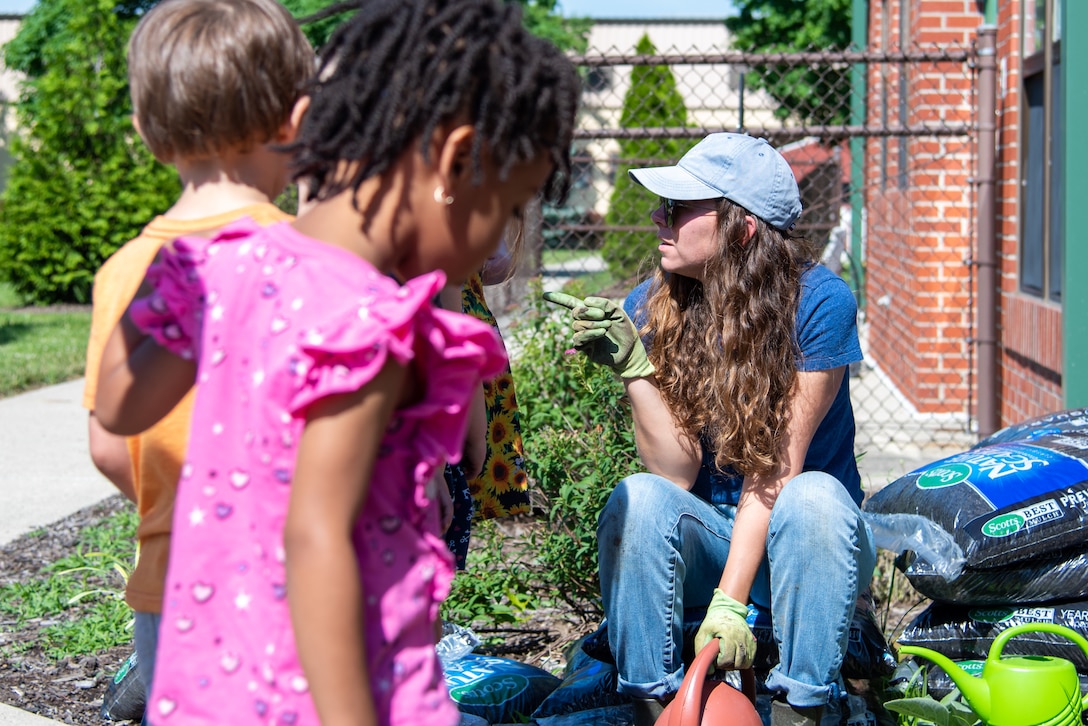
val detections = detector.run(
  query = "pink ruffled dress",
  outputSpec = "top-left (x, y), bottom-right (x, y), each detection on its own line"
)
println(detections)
top-left (129, 219), bottom-right (506, 726)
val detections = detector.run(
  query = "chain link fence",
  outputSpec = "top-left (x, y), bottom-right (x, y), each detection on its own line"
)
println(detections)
top-left (494, 35), bottom-right (983, 488)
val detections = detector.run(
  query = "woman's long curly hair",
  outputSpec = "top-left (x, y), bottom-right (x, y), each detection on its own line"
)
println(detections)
top-left (641, 199), bottom-right (818, 477)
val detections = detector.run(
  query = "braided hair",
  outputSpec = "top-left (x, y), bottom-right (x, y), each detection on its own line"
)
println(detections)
top-left (291, 0), bottom-right (580, 206)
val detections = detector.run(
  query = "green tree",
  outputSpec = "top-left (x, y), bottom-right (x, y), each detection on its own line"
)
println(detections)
top-left (727, 0), bottom-right (853, 126)
top-left (512, 0), bottom-right (590, 53)
top-left (0, 0), bottom-right (178, 304)
top-left (600, 34), bottom-right (690, 281)
top-left (283, 0), bottom-right (590, 55)
top-left (280, 0), bottom-right (352, 49)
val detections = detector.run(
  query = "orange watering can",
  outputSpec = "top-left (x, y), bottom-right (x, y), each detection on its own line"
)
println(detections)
top-left (656, 638), bottom-right (762, 726)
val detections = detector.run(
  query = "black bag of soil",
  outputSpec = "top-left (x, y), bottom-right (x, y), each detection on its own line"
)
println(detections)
top-left (444, 653), bottom-right (560, 723)
top-left (531, 641), bottom-right (629, 718)
top-left (899, 599), bottom-right (1088, 672)
top-left (865, 431), bottom-right (1088, 604)
top-left (101, 651), bottom-right (146, 722)
top-left (976, 407), bottom-right (1088, 448)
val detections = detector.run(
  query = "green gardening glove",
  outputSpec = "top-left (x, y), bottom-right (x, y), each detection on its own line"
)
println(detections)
top-left (694, 589), bottom-right (757, 670)
top-left (542, 291), bottom-right (655, 379)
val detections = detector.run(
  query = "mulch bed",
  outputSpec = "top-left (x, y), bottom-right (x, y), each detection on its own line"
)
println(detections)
top-left (0, 497), bottom-right (134, 725)
top-left (0, 496), bottom-right (920, 726)
top-left (0, 498), bottom-right (585, 726)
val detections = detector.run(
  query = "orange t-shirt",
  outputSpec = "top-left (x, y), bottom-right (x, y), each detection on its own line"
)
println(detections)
top-left (83, 204), bottom-right (292, 613)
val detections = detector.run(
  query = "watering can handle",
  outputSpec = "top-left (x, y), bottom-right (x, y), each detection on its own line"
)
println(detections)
top-left (989, 622), bottom-right (1088, 709)
top-left (671, 638), bottom-right (757, 726)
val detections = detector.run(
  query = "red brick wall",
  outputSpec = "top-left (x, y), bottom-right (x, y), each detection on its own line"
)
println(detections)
top-left (991, 2), bottom-right (1065, 423)
top-left (864, 0), bottom-right (978, 413)
top-left (865, 0), bottom-right (1064, 424)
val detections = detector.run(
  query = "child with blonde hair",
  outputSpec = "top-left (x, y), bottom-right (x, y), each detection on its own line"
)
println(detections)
top-left (82, 0), bottom-right (313, 709)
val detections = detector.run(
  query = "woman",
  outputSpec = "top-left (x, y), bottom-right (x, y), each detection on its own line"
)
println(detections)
top-left (546, 133), bottom-right (875, 726)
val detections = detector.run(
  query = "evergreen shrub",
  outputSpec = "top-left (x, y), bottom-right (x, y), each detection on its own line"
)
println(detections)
top-left (0, 0), bottom-right (178, 304)
top-left (600, 34), bottom-right (692, 282)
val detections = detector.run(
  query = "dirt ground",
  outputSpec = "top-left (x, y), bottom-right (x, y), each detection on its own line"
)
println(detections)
top-left (0, 498), bottom-right (586, 726)
top-left (0, 497), bottom-right (135, 725)
top-left (0, 496), bottom-right (920, 726)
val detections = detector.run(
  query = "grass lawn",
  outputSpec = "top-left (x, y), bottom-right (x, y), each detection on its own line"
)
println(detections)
top-left (0, 282), bottom-right (22, 308)
top-left (0, 293), bottom-right (90, 398)
top-left (541, 247), bottom-right (595, 266)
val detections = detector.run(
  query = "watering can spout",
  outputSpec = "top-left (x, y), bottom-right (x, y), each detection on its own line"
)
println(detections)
top-left (898, 645), bottom-right (991, 720)
top-left (900, 623), bottom-right (1088, 726)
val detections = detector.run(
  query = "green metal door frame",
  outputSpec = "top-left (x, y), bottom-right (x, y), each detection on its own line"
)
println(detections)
top-left (849, 0), bottom-right (867, 308)
top-left (1063, 0), bottom-right (1088, 406)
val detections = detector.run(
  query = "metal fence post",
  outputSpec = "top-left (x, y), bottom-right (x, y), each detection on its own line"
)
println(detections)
top-left (975, 25), bottom-right (999, 437)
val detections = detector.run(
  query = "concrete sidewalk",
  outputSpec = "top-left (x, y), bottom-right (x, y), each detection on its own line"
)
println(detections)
top-left (1, 379), bottom-right (116, 546)
top-left (0, 705), bottom-right (62, 726)
top-left (1, 378), bottom-right (116, 726)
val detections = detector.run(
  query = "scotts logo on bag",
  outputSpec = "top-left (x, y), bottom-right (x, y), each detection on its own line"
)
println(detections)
top-left (980, 499), bottom-right (1064, 538)
top-left (960, 661), bottom-right (985, 677)
top-left (450, 675), bottom-right (529, 706)
top-left (981, 513), bottom-right (1025, 537)
top-left (917, 463), bottom-right (973, 489)
top-left (969, 608), bottom-right (1016, 623)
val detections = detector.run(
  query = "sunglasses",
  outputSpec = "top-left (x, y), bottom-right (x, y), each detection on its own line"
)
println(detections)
top-left (660, 197), bottom-right (719, 228)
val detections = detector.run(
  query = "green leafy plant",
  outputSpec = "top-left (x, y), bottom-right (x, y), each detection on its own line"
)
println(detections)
top-left (513, 279), bottom-right (640, 618)
top-left (0, 0), bottom-right (179, 304)
top-left (443, 519), bottom-right (537, 628)
top-left (0, 503), bottom-right (138, 658)
top-left (884, 662), bottom-right (981, 726)
top-left (885, 695), bottom-right (981, 726)
top-left (283, 0), bottom-right (590, 58)
top-left (512, 0), bottom-right (591, 53)
top-left (443, 279), bottom-right (641, 629)
top-left (726, 0), bottom-right (854, 127)
top-left (0, 283), bottom-right (23, 308)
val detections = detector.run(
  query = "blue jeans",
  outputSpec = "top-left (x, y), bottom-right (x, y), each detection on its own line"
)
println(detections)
top-left (134, 611), bottom-right (161, 726)
top-left (597, 471), bottom-right (876, 708)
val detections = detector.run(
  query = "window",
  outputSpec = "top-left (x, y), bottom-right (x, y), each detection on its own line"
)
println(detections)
top-left (1020, 0), bottom-right (1063, 301)
top-left (585, 67), bottom-right (612, 93)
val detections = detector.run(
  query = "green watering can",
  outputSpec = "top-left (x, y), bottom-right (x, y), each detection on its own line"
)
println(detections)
top-left (899, 623), bottom-right (1088, 726)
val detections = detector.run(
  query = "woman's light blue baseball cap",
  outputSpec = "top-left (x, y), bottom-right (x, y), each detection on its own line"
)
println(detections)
top-left (628, 132), bottom-right (803, 232)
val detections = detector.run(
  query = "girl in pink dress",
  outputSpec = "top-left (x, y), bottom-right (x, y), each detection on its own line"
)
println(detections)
top-left (93, 2), bottom-right (580, 724)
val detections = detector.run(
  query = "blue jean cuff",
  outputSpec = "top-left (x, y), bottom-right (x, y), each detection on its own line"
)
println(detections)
top-left (763, 669), bottom-right (843, 709)
top-left (617, 666), bottom-right (686, 701)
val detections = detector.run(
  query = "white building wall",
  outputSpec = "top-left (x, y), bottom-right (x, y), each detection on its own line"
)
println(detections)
top-left (0, 16), bottom-right (22, 108)
top-left (574, 19), bottom-right (788, 216)
top-left (0, 16), bottom-right (24, 190)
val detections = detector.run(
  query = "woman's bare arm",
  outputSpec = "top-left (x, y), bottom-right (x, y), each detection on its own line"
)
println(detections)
top-left (623, 376), bottom-right (702, 488)
top-left (716, 366), bottom-right (846, 604)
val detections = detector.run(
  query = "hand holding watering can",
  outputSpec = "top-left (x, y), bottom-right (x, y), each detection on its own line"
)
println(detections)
top-left (655, 637), bottom-right (762, 726)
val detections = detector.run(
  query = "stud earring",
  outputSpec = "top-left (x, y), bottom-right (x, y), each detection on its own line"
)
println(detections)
top-left (433, 186), bottom-right (454, 205)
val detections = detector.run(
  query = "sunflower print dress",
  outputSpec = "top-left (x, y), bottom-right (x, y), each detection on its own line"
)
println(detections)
top-left (443, 273), bottom-right (531, 567)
